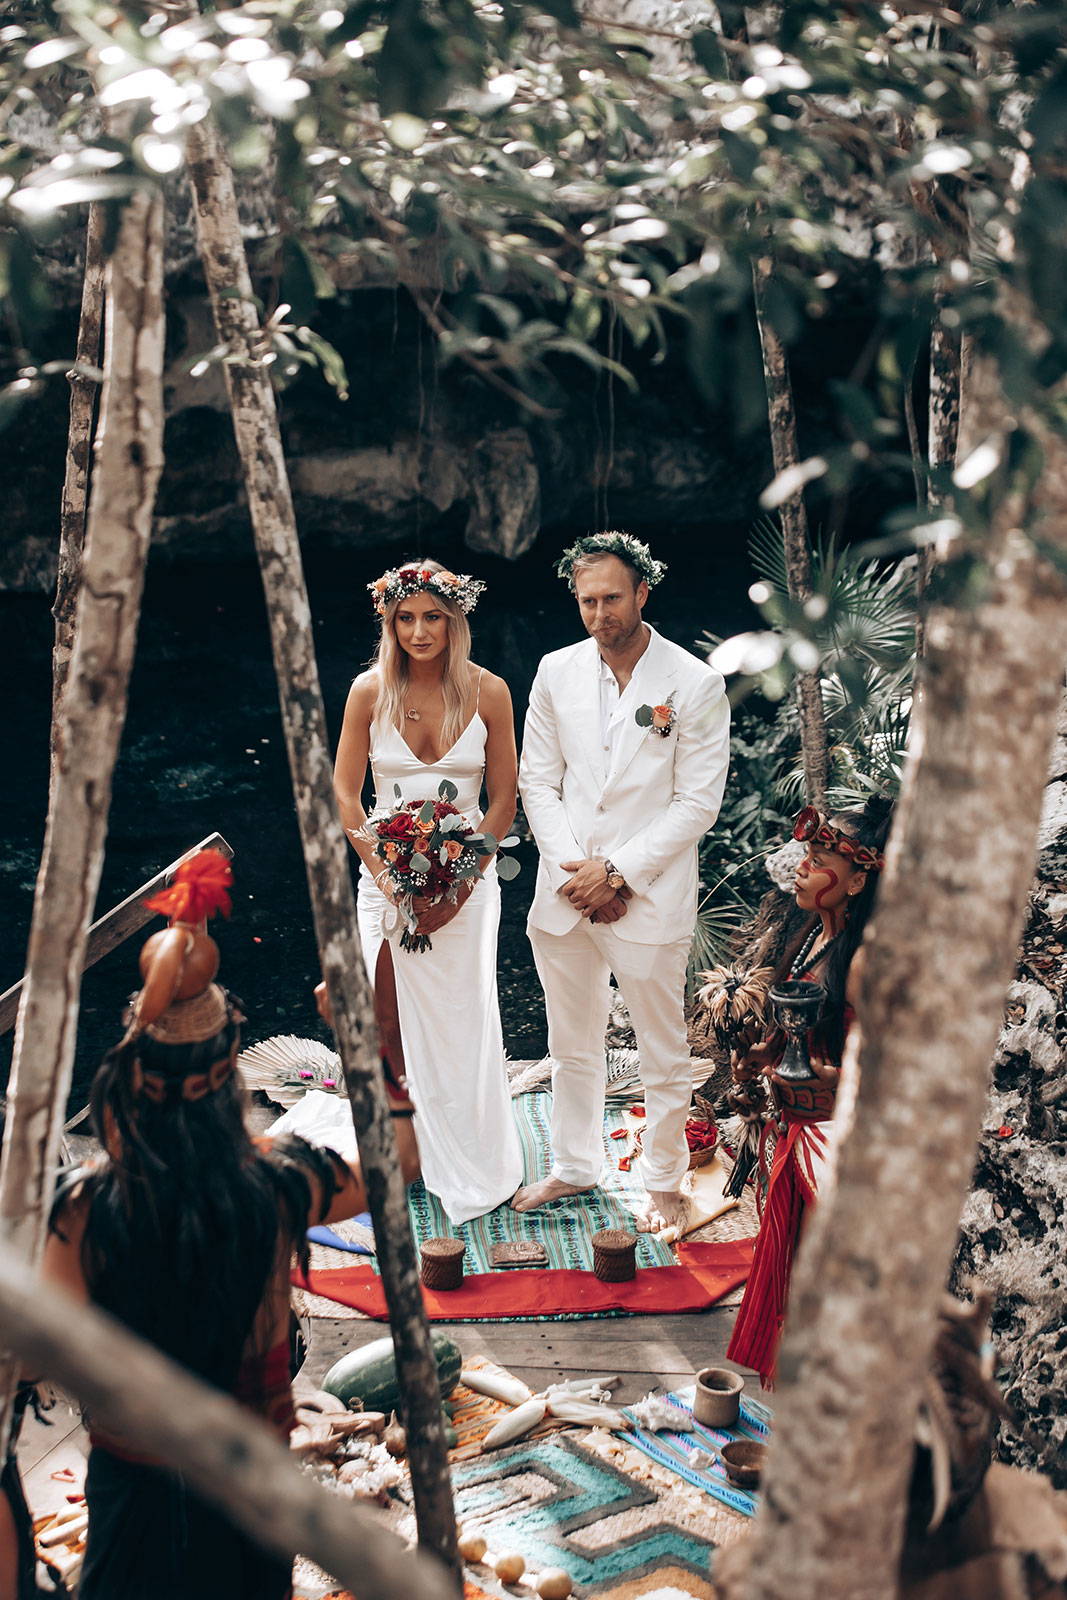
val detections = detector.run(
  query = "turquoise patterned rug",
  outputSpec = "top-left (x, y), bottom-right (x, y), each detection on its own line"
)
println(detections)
top-left (380, 1092), bottom-right (677, 1274)
top-left (448, 1433), bottom-right (719, 1596)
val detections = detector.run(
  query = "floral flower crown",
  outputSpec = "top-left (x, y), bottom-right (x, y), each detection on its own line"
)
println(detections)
top-left (555, 531), bottom-right (667, 591)
top-left (368, 564), bottom-right (486, 616)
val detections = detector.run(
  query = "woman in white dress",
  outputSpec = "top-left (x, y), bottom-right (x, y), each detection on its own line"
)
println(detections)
top-left (332, 559), bottom-right (525, 1224)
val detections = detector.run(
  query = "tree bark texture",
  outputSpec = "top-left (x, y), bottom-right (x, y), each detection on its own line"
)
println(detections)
top-left (0, 1245), bottom-right (458, 1600)
top-left (50, 200), bottom-right (106, 800)
top-left (0, 188), bottom-right (164, 1450)
top-left (915, 302), bottom-right (964, 657)
top-left (182, 112), bottom-right (461, 1588)
top-left (717, 354), bottom-right (1067, 1598)
top-left (751, 254), bottom-right (829, 809)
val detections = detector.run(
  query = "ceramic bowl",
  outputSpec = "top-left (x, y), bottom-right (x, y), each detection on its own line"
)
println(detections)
top-left (720, 1439), bottom-right (767, 1489)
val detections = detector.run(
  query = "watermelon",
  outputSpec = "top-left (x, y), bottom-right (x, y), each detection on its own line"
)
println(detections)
top-left (322, 1333), bottom-right (463, 1415)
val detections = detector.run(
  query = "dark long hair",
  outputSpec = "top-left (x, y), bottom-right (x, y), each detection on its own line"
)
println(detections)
top-left (56, 1010), bottom-right (336, 1394)
top-left (745, 795), bottom-right (894, 1067)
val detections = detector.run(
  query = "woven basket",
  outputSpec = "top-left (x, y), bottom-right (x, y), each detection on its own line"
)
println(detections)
top-left (687, 1138), bottom-right (719, 1171)
top-left (420, 1237), bottom-right (466, 1290)
top-left (590, 1228), bottom-right (638, 1283)
top-left (632, 1113), bottom-right (719, 1171)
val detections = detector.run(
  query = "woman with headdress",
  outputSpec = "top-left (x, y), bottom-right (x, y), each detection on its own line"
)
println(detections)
top-left (719, 797), bottom-right (892, 1385)
top-left (330, 559), bottom-right (524, 1223)
top-left (42, 851), bottom-right (366, 1600)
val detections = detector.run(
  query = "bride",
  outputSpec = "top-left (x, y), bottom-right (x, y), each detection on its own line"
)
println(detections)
top-left (331, 559), bottom-right (524, 1224)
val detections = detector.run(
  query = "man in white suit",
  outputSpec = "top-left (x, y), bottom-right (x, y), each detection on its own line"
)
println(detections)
top-left (513, 533), bottom-right (730, 1230)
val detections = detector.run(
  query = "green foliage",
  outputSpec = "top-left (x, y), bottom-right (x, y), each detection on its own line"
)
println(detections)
top-left (1, 0), bottom-right (1067, 547)
top-left (696, 519), bottom-right (915, 958)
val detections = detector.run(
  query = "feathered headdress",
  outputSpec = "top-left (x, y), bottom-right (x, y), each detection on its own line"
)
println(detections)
top-left (145, 849), bottom-right (233, 924)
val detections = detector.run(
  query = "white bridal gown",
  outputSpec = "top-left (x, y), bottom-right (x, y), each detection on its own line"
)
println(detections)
top-left (279, 711), bottom-right (518, 1227)
top-left (359, 714), bottom-right (524, 1222)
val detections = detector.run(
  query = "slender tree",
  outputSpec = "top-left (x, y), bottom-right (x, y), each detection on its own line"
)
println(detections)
top-left (182, 108), bottom-right (460, 1585)
top-left (50, 200), bottom-right (105, 800)
top-left (0, 181), bottom-right (165, 1453)
top-left (752, 252), bottom-right (829, 808)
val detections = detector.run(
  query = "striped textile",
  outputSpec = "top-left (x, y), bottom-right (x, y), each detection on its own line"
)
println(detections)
top-left (621, 1386), bottom-right (774, 1519)
top-left (381, 1092), bottom-right (677, 1274)
top-left (727, 1117), bottom-right (826, 1382)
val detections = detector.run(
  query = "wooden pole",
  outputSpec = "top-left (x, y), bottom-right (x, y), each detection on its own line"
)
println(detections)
top-left (182, 111), bottom-right (461, 1587)
top-left (0, 1244), bottom-right (457, 1600)
top-left (50, 201), bottom-right (106, 800)
top-left (0, 182), bottom-right (165, 1454)
top-left (752, 253), bottom-right (829, 808)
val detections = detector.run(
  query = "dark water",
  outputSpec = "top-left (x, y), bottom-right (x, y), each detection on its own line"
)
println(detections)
top-left (1, 527), bottom-right (757, 1111)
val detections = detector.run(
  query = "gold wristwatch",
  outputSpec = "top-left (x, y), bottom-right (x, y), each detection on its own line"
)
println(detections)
top-left (604, 859), bottom-right (626, 891)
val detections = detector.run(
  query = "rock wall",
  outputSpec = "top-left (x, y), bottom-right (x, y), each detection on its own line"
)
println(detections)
top-left (955, 693), bottom-right (1067, 1487)
top-left (0, 280), bottom-right (774, 590)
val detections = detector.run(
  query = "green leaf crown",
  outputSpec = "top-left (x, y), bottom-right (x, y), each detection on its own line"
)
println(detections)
top-left (555, 531), bottom-right (667, 591)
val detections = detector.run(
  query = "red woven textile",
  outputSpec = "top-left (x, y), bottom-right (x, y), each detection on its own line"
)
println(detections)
top-left (294, 1238), bottom-right (754, 1321)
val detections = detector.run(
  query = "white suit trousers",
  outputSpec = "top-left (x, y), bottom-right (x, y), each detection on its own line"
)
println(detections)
top-left (530, 921), bottom-right (693, 1192)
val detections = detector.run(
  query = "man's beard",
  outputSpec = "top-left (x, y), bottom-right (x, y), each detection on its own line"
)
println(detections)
top-left (593, 614), bottom-right (641, 650)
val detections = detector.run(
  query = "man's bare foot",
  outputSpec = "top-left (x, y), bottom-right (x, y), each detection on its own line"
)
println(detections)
top-left (636, 1189), bottom-right (690, 1234)
top-left (510, 1177), bottom-right (594, 1213)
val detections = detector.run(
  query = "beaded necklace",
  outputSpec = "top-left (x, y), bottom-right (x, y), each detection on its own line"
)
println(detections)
top-left (789, 922), bottom-right (844, 979)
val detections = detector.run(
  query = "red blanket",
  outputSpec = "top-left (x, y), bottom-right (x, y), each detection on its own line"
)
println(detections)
top-left (294, 1238), bottom-right (754, 1321)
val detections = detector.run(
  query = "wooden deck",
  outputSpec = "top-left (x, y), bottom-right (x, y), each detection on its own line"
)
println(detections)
top-left (301, 1306), bottom-right (751, 1404)
top-left (23, 1090), bottom-right (754, 1586)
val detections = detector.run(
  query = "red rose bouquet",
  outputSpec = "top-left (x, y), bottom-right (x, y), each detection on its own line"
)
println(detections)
top-left (361, 780), bottom-right (518, 952)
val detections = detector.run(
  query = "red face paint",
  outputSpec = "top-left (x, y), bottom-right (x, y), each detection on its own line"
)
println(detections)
top-left (812, 866), bottom-right (842, 909)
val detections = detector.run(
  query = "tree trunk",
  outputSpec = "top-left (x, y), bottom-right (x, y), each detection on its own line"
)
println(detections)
top-left (716, 343), bottom-right (1067, 1598)
top-left (915, 301), bottom-right (964, 657)
top-left (50, 201), bottom-right (106, 799)
top-left (182, 112), bottom-right (461, 1588)
top-left (916, 165), bottom-right (967, 655)
top-left (0, 1243), bottom-right (458, 1600)
top-left (751, 253), bottom-right (829, 809)
top-left (0, 186), bottom-right (164, 1452)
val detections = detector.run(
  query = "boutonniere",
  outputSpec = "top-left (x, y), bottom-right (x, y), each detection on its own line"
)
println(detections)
top-left (635, 693), bottom-right (676, 738)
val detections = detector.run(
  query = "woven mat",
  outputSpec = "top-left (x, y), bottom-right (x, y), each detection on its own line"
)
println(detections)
top-left (403, 1093), bottom-right (679, 1274)
top-left (621, 1385), bottom-right (773, 1521)
top-left (293, 1096), bottom-right (757, 1322)
top-left (294, 1424), bottom-right (740, 1600)
top-left (447, 1356), bottom-right (573, 1460)
top-left (420, 1432), bottom-right (729, 1595)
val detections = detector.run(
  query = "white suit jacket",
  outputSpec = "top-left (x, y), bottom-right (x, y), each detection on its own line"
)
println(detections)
top-left (519, 626), bottom-right (730, 946)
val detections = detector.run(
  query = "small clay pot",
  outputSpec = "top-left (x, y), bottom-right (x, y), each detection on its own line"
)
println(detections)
top-left (693, 1365), bottom-right (744, 1428)
top-left (590, 1228), bottom-right (638, 1282)
top-left (719, 1439), bottom-right (766, 1489)
top-left (420, 1237), bottom-right (465, 1290)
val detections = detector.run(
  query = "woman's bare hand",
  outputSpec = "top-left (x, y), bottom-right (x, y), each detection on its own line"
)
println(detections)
top-left (413, 883), bottom-right (474, 935)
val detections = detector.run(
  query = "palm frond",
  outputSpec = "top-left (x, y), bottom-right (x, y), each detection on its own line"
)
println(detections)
top-left (687, 897), bottom-right (753, 997)
top-left (748, 516), bottom-right (791, 594)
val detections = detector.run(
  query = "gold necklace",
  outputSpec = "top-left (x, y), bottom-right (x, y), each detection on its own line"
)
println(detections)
top-left (405, 707), bottom-right (421, 722)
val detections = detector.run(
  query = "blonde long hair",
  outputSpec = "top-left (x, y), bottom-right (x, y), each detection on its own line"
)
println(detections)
top-left (372, 559), bottom-right (474, 747)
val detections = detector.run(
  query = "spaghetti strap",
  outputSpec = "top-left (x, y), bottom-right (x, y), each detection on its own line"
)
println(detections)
top-left (476, 666), bottom-right (484, 714)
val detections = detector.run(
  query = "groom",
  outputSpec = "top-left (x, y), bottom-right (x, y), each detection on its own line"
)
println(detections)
top-left (513, 533), bottom-right (730, 1231)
